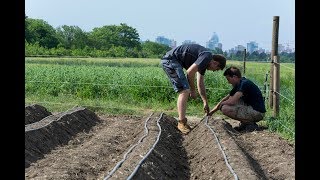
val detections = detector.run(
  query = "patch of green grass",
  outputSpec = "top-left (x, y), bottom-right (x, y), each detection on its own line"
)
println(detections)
top-left (25, 57), bottom-right (295, 142)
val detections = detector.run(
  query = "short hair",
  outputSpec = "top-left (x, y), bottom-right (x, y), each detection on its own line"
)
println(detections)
top-left (212, 54), bottom-right (226, 69)
top-left (223, 66), bottom-right (242, 78)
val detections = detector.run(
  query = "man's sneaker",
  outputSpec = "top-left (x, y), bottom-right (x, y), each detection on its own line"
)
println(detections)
top-left (177, 118), bottom-right (191, 134)
top-left (234, 122), bottom-right (259, 132)
top-left (234, 122), bottom-right (247, 131)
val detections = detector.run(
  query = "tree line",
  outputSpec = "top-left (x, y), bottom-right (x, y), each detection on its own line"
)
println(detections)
top-left (25, 16), bottom-right (294, 62)
top-left (25, 16), bottom-right (171, 58)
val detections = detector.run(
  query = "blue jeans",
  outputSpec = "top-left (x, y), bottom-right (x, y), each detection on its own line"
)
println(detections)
top-left (160, 59), bottom-right (190, 92)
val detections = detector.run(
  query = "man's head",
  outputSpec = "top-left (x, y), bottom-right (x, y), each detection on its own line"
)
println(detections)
top-left (223, 66), bottom-right (242, 86)
top-left (207, 54), bottom-right (227, 71)
top-left (213, 54), bottom-right (226, 70)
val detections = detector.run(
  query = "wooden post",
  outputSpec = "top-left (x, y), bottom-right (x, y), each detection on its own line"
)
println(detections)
top-left (243, 49), bottom-right (246, 75)
top-left (263, 71), bottom-right (269, 103)
top-left (273, 55), bottom-right (280, 117)
top-left (269, 16), bottom-right (280, 108)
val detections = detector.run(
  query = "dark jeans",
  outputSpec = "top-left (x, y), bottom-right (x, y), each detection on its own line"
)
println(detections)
top-left (160, 59), bottom-right (189, 92)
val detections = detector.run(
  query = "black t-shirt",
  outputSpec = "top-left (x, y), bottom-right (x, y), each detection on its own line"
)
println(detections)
top-left (229, 77), bottom-right (266, 113)
top-left (162, 44), bottom-right (212, 75)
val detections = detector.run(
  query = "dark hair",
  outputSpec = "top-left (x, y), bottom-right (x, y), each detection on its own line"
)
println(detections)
top-left (223, 66), bottom-right (242, 78)
top-left (212, 54), bottom-right (226, 69)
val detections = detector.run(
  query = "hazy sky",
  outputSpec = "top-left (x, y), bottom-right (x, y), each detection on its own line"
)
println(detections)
top-left (25, 0), bottom-right (295, 51)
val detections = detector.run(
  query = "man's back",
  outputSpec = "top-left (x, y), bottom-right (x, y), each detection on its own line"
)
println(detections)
top-left (238, 77), bottom-right (266, 113)
top-left (163, 44), bottom-right (213, 73)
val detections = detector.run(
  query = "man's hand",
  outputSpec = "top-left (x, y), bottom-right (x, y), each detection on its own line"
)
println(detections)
top-left (190, 90), bottom-right (197, 99)
top-left (207, 110), bottom-right (215, 116)
top-left (203, 103), bottom-right (209, 115)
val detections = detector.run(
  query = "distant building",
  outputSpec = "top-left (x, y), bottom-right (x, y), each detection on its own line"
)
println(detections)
top-left (277, 43), bottom-right (294, 53)
top-left (247, 41), bottom-right (258, 53)
top-left (206, 32), bottom-right (220, 50)
top-left (257, 48), bottom-right (266, 54)
top-left (182, 40), bottom-right (197, 45)
top-left (228, 48), bottom-right (235, 55)
top-left (235, 45), bottom-right (246, 52)
top-left (227, 45), bottom-right (245, 56)
top-left (155, 36), bottom-right (176, 48)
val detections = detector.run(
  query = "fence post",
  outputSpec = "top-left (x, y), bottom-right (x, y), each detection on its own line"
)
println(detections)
top-left (263, 71), bottom-right (269, 103)
top-left (273, 55), bottom-right (280, 117)
top-left (269, 16), bottom-right (280, 108)
top-left (243, 48), bottom-right (246, 75)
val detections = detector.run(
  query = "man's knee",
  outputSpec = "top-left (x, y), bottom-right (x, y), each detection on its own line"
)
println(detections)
top-left (253, 113), bottom-right (265, 122)
top-left (178, 89), bottom-right (190, 95)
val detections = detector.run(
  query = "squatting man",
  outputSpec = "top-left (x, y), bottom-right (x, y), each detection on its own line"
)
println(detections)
top-left (208, 66), bottom-right (266, 131)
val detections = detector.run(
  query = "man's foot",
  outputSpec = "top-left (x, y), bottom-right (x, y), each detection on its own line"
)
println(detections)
top-left (177, 118), bottom-right (192, 134)
top-left (234, 122), bottom-right (259, 132)
top-left (184, 123), bottom-right (192, 130)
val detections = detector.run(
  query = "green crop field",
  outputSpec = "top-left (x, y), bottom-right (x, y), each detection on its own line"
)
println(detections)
top-left (25, 57), bottom-right (295, 142)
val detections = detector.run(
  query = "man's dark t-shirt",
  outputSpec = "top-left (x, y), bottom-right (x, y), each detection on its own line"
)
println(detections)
top-left (229, 77), bottom-right (266, 113)
top-left (162, 44), bottom-right (212, 75)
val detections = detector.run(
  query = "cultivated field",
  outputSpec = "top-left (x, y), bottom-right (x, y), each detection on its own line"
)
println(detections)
top-left (25, 104), bottom-right (294, 179)
top-left (25, 57), bottom-right (295, 142)
top-left (25, 57), bottom-right (295, 179)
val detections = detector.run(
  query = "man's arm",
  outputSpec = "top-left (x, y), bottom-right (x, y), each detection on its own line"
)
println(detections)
top-left (196, 72), bottom-right (209, 113)
top-left (208, 94), bottom-right (230, 116)
top-left (220, 91), bottom-right (243, 106)
top-left (186, 63), bottom-right (199, 99)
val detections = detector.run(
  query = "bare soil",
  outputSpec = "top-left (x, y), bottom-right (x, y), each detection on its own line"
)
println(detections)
top-left (25, 104), bottom-right (295, 180)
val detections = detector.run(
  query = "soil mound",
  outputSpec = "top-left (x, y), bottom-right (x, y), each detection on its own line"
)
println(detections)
top-left (25, 104), bottom-right (52, 125)
top-left (25, 106), bottom-right (101, 168)
top-left (106, 113), bottom-right (189, 180)
top-left (25, 107), bottom-right (294, 180)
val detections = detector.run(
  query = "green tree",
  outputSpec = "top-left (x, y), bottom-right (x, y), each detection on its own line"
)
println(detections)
top-left (88, 23), bottom-right (140, 50)
top-left (233, 50), bottom-right (243, 61)
top-left (258, 52), bottom-right (268, 61)
top-left (213, 48), bottom-right (223, 54)
top-left (25, 18), bottom-right (59, 48)
top-left (141, 40), bottom-right (171, 58)
top-left (248, 51), bottom-right (260, 61)
top-left (279, 52), bottom-right (295, 63)
top-left (117, 23), bottom-right (141, 49)
top-left (56, 25), bottom-right (89, 49)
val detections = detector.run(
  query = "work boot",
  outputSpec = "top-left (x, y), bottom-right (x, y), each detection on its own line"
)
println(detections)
top-left (177, 118), bottom-right (191, 134)
top-left (234, 122), bottom-right (258, 132)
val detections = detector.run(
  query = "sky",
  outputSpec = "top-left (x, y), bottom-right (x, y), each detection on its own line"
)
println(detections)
top-left (25, 0), bottom-right (295, 51)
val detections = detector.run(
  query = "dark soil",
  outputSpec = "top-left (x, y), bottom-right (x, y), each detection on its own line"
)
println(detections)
top-left (25, 105), bottom-right (295, 180)
top-left (25, 104), bottom-right (52, 125)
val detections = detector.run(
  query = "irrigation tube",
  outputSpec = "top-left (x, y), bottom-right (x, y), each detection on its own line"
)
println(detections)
top-left (126, 113), bottom-right (163, 180)
top-left (104, 112), bottom-right (154, 180)
top-left (25, 115), bottom-right (57, 132)
top-left (204, 116), bottom-right (239, 180)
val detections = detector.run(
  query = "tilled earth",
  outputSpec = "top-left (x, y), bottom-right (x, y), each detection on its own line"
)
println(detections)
top-left (25, 104), bottom-right (295, 180)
